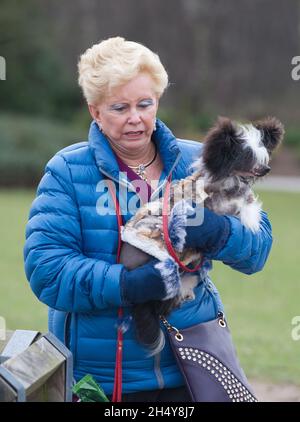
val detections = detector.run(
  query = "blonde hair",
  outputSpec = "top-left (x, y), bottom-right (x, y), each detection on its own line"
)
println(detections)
top-left (78, 36), bottom-right (168, 105)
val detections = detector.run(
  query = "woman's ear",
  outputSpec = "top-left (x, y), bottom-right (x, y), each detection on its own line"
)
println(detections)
top-left (88, 104), bottom-right (101, 121)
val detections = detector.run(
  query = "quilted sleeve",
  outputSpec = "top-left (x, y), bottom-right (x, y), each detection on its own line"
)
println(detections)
top-left (207, 211), bottom-right (273, 275)
top-left (24, 154), bottom-right (124, 312)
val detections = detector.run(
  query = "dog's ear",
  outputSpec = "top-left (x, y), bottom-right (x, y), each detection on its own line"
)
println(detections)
top-left (255, 117), bottom-right (284, 152)
top-left (202, 117), bottom-right (243, 180)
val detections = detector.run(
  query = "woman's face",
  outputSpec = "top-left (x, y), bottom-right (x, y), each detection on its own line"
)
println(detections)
top-left (89, 73), bottom-right (159, 152)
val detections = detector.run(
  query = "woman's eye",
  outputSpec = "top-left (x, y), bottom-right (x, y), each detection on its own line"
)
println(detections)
top-left (110, 99), bottom-right (154, 112)
top-left (110, 104), bottom-right (127, 112)
top-left (138, 100), bottom-right (154, 108)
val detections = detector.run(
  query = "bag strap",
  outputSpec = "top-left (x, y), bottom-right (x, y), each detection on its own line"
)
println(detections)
top-left (162, 174), bottom-right (203, 272)
top-left (107, 180), bottom-right (123, 403)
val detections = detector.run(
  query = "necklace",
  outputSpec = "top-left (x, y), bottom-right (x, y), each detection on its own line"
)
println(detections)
top-left (127, 145), bottom-right (157, 182)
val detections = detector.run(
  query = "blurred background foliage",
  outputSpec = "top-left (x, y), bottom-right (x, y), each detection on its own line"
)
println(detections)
top-left (1, 0), bottom-right (300, 186)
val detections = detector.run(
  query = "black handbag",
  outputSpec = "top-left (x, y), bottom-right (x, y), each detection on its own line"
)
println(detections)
top-left (161, 312), bottom-right (258, 402)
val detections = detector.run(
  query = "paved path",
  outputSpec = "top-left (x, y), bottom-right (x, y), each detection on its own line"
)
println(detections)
top-left (256, 175), bottom-right (300, 192)
top-left (251, 379), bottom-right (300, 402)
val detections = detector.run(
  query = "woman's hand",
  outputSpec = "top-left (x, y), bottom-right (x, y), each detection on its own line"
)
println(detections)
top-left (120, 257), bottom-right (181, 305)
top-left (171, 204), bottom-right (231, 255)
top-left (169, 202), bottom-right (273, 275)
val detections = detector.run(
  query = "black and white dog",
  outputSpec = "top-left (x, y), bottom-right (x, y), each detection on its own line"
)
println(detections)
top-left (120, 116), bottom-right (284, 354)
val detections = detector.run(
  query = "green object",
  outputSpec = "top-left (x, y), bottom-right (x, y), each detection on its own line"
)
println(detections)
top-left (72, 374), bottom-right (110, 402)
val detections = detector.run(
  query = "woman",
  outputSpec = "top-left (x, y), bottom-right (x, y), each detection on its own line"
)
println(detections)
top-left (24, 36), bottom-right (272, 402)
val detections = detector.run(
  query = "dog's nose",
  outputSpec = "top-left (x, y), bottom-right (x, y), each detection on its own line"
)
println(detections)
top-left (262, 165), bottom-right (271, 176)
top-left (255, 165), bottom-right (271, 176)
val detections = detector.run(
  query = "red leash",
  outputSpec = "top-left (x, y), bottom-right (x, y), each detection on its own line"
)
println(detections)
top-left (112, 307), bottom-right (123, 402)
top-left (162, 175), bottom-right (203, 272)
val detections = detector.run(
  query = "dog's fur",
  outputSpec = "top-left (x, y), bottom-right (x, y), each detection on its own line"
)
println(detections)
top-left (120, 116), bottom-right (284, 355)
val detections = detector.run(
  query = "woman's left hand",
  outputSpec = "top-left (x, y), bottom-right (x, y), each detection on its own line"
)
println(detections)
top-left (170, 204), bottom-right (231, 255)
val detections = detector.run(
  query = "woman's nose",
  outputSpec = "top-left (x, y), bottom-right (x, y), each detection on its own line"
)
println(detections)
top-left (127, 108), bottom-right (141, 124)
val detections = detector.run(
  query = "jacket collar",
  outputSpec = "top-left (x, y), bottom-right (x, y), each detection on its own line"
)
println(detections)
top-left (88, 118), bottom-right (181, 182)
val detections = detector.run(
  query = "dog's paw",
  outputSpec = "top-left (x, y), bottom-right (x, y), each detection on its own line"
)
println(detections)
top-left (168, 200), bottom-right (194, 252)
top-left (179, 274), bottom-right (198, 302)
top-left (180, 281), bottom-right (196, 302)
top-left (239, 201), bottom-right (262, 233)
top-left (180, 288), bottom-right (195, 302)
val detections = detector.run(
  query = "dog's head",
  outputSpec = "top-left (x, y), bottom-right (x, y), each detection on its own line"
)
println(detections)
top-left (202, 116), bottom-right (284, 182)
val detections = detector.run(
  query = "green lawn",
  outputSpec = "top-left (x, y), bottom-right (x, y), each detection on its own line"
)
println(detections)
top-left (0, 189), bottom-right (48, 332)
top-left (212, 190), bottom-right (300, 385)
top-left (0, 189), bottom-right (299, 385)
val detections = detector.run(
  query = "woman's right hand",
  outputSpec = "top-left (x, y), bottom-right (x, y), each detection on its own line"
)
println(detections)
top-left (120, 257), bottom-right (181, 305)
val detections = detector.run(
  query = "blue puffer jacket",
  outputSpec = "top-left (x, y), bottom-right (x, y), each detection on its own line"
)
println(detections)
top-left (24, 119), bottom-right (273, 394)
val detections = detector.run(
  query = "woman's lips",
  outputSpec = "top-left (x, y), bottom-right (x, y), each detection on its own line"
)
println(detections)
top-left (124, 131), bottom-right (144, 139)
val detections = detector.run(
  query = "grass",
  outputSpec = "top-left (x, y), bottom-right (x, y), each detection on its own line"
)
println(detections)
top-left (0, 188), bottom-right (299, 385)
top-left (0, 189), bottom-right (48, 332)
top-left (212, 189), bottom-right (300, 385)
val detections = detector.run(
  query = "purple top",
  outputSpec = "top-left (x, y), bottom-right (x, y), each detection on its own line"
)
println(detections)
top-left (115, 154), bottom-right (153, 203)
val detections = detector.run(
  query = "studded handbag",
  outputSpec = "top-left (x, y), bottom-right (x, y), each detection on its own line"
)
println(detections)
top-left (160, 312), bottom-right (258, 402)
